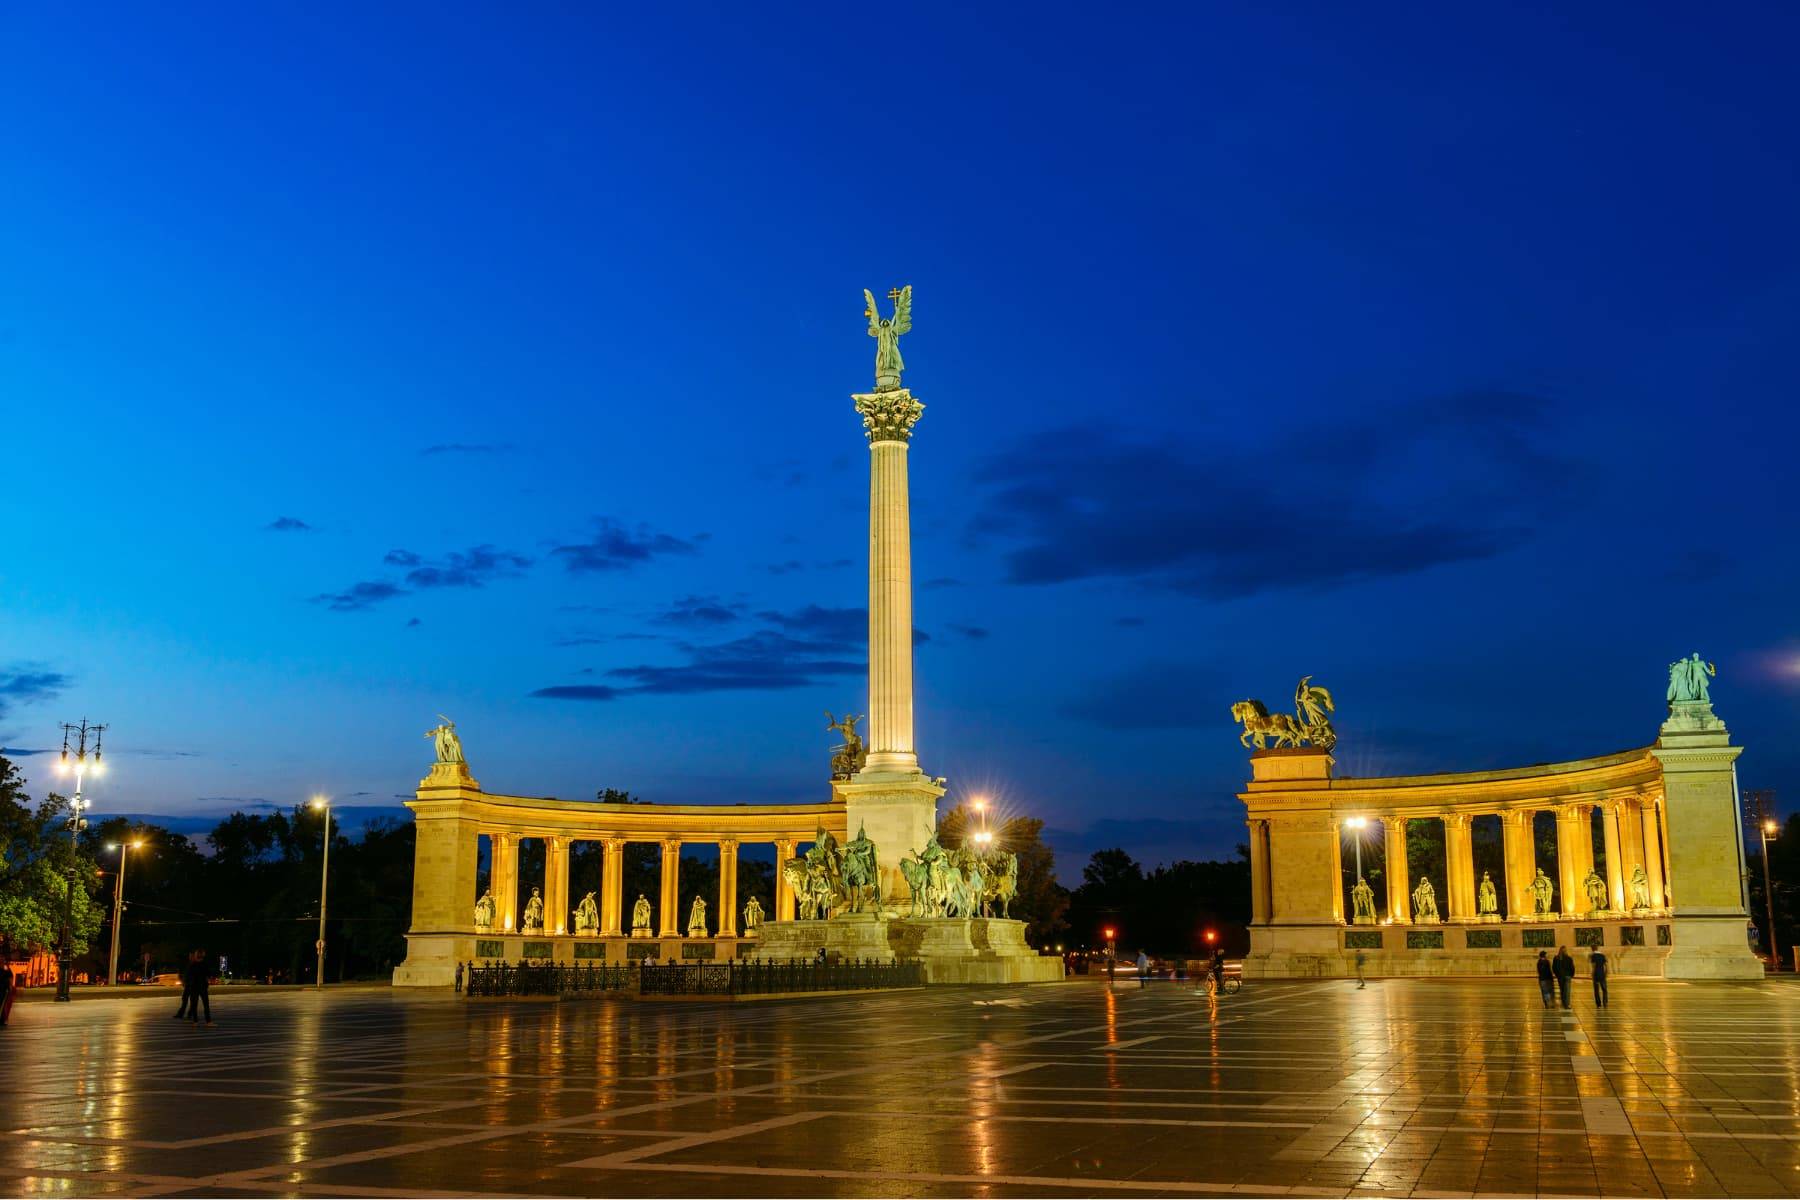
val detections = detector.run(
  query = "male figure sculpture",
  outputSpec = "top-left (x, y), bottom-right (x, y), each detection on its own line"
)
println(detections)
top-left (1530, 868), bottom-right (1555, 916)
top-left (743, 895), bottom-right (764, 934)
top-left (1583, 869), bottom-right (1609, 913)
top-left (1350, 877), bottom-right (1377, 925)
top-left (1411, 877), bottom-right (1439, 923)
top-left (687, 895), bottom-right (709, 938)
top-left (521, 887), bottom-right (544, 933)
top-left (473, 889), bottom-right (495, 931)
top-left (573, 892), bottom-right (599, 935)
top-left (1629, 864), bottom-right (1651, 911)
top-left (631, 894), bottom-right (653, 937)
top-left (1477, 871), bottom-right (1499, 917)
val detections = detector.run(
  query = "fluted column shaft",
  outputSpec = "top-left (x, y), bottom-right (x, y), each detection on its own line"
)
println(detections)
top-left (601, 839), bottom-right (624, 936)
top-left (1555, 806), bottom-right (1585, 916)
top-left (658, 839), bottom-right (681, 937)
top-left (775, 839), bottom-right (798, 921)
top-left (1247, 820), bottom-right (1271, 924)
top-left (1639, 799), bottom-right (1667, 910)
top-left (1445, 814), bottom-right (1475, 921)
top-left (1501, 810), bottom-right (1532, 918)
top-left (1600, 804), bottom-right (1625, 912)
top-left (546, 836), bottom-right (570, 934)
top-left (494, 832), bottom-right (519, 932)
top-left (718, 840), bottom-right (739, 936)
top-left (865, 439), bottom-right (917, 771)
top-left (1384, 817), bottom-right (1411, 923)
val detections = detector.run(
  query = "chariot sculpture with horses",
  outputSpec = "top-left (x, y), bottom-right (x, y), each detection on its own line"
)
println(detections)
top-left (1232, 675), bottom-right (1337, 752)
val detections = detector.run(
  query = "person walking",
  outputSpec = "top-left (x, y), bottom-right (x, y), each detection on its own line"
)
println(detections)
top-left (1354, 946), bottom-right (1367, 988)
top-left (1552, 946), bottom-right (1575, 1009)
top-left (186, 950), bottom-right (213, 1026)
top-left (1590, 946), bottom-right (1609, 1008)
top-left (1535, 950), bottom-right (1554, 1008)
top-left (173, 950), bottom-right (197, 1021)
top-left (454, 962), bottom-right (463, 994)
top-left (0, 962), bottom-right (14, 1026)
top-left (1136, 949), bottom-right (1150, 988)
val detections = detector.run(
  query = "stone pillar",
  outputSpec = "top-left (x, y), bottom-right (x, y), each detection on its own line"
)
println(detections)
top-left (658, 839), bottom-right (681, 937)
top-left (1247, 819), bottom-right (1270, 923)
top-left (718, 839), bottom-right (739, 937)
top-left (1617, 798), bottom-right (1646, 891)
top-left (859, 394), bottom-right (921, 774)
top-left (545, 837), bottom-right (569, 934)
top-left (1329, 822), bottom-right (1345, 924)
top-left (1639, 798), bottom-right (1667, 912)
top-left (494, 832), bottom-right (520, 932)
top-left (1444, 814), bottom-right (1475, 922)
top-left (775, 838), bottom-right (797, 921)
top-left (1501, 810), bottom-right (1532, 918)
top-left (1554, 806), bottom-right (1584, 917)
top-left (601, 839), bottom-right (624, 936)
top-left (392, 810), bottom-right (481, 987)
top-left (1653, 700), bottom-right (1758, 977)
top-left (1383, 817), bottom-right (1410, 923)
top-left (1600, 805), bottom-right (1625, 913)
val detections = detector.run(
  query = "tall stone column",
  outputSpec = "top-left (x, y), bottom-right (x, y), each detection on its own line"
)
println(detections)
top-left (1599, 805), bottom-right (1625, 912)
top-left (1616, 798), bottom-right (1646, 892)
top-left (844, 385), bottom-right (945, 911)
top-left (1247, 820), bottom-right (1270, 924)
top-left (392, 808), bottom-right (481, 987)
top-left (1500, 810), bottom-right (1532, 918)
top-left (775, 838), bottom-right (797, 921)
top-left (1383, 817), bottom-right (1411, 923)
top-left (601, 839), bottom-right (624, 936)
top-left (718, 839), bottom-right (739, 937)
top-left (1638, 798), bottom-right (1667, 911)
top-left (495, 832), bottom-right (520, 932)
top-left (546, 837), bottom-right (570, 935)
top-left (1329, 823), bottom-right (1345, 924)
top-left (1445, 814), bottom-right (1475, 922)
top-left (1554, 806), bottom-right (1583, 917)
top-left (658, 839), bottom-right (681, 937)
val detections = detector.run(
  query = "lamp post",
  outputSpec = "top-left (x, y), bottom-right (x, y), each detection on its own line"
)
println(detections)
top-left (1345, 816), bottom-right (1368, 880)
top-left (1760, 818), bottom-right (1779, 971)
top-left (1103, 925), bottom-right (1116, 983)
top-left (53, 719), bottom-right (106, 1002)
top-left (310, 796), bottom-right (331, 989)
top-left (104, 840), bottom-right (142, 987)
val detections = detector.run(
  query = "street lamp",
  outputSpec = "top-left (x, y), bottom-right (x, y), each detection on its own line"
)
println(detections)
top-left (52, 719), bottom-right (106, 1001)
top-left (1103, 925), bottom-right (1117, 980)
top-left (1760, 818), bottom-right (1779, 970)
top-left (1345, 816), bottom-right (1368, 881)
top-left (103, 840), bottom-right (143, 987)
top-left (310, 796), bottom-right (331, 989)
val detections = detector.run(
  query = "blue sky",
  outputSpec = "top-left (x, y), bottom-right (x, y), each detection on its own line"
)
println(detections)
top-left (4, 2), bottom-right (1798, 871)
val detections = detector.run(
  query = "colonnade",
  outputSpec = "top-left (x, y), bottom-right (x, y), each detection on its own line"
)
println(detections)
top-left (1333, 794), bottom-right (1668, 924)
top-left (478, 830), bottom-right (809, 936)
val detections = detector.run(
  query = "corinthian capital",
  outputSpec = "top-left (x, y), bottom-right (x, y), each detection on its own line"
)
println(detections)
top-left (854, 389), bottom-right (925, 443)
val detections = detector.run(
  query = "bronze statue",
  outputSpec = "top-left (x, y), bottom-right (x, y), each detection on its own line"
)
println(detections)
top-left (1232, 676), bottom-right (1338, 751)
top-left (825, 711), bottom-right (867, 780)
top-left (863, 285), bottom-right (912, 390)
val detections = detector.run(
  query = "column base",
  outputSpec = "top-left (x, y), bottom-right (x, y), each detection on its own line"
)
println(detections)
top-left (836, 770), bottom-right (946, 917)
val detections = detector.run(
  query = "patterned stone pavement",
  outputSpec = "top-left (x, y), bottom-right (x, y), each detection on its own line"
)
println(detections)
top-left (6, 975), bottom-right (1800, 1198)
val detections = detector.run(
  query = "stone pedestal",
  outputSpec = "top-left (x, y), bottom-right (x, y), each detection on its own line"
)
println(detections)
top-left (1652, 703), bottom-right (1760, 979)
top-left (750, 915), bottom-right (1063, 984)
top-left (835, 772), bottom-right (944, 916)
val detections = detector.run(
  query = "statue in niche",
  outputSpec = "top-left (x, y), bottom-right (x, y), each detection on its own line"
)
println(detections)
top-left (573, 892), bottom-right (599, 935)
top-left (1350, 877), bottom-right (1377, 925)
top-left (1666, 653), bottom-right (1716, 705)
top-left (473, 889), bottom-right (495, 931)
top-left (1530, 868), bottom-right (1555, 915)
top-left (842, 823), bottom-right (881, 914)
top-left (825, 711), bottom-right (867, 780)
top-left (521, 887), bottom-right (544, 933)
top-left (1583, 869), bottom-right (1610, 912)
top-left (424, 715), bottom-right (465, 764)
top-left (1411, 877), bottom-right (1439, 923)
top-left (863, 285), bottom-right (913, 390)
top-left (1629, 864), bottom-right (1651, 911)
top-left (1477, 872), bottom-right (1499, 916)
top-left (631, 894), bottom-right (653, 937)
top-left (743, 895), bottom-right (764, 934)
top-left (687, 895), bottom-right (709, 938)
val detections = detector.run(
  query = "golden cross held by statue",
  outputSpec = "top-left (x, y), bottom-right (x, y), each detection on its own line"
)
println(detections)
top-left (887, 287), bottom-right (904, 303)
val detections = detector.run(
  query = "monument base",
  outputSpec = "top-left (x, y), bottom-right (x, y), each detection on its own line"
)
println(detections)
top-left (834, 771), bottom-right (945, 919)
top-left (751, 915), bottom-right (1064, 984)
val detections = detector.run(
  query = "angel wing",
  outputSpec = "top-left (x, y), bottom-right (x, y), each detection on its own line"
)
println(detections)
top-left (892, 284), bottom-right (912, 334)
top-left (863, 289), bottom-right (879, 331)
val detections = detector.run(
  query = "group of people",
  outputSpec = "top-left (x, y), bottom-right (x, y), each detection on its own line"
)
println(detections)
top-left (1536, 944), bottom-right (1608, 1009)
top-left (172, 950), bottom-right (214, 1025)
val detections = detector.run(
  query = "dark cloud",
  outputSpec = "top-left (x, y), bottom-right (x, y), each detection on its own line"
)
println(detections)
top-left (552, 519), bottom-right (699, 573)
top-left (402, 545), bottom-right (530, 589)
top-left (312, 580), bottom-right (405, 611)
top-left (383, 549), bottom-right (422, 567)
top-left (971, 392), bottom-right (1579, 599)
top-left (265, 516), bottom-right (310, 532)
top-left (533, 684), bottom-right (624, 702)
top-left (764, 560), bottom-right (806, 575)
top-left (0, 746), bottom-right (55, 757)
top-left (405, 617), bottom-right (422, 628)
top-left (0, 667), bottom-right (69, 720)
top-left (948, 623), bottom-right (990, 640)
top-left (421, 443), bottom-right (514, 456)
top-left (654, 595), bottom-right (745, 626)
top-left (754, 605), bottom-right (867, 653)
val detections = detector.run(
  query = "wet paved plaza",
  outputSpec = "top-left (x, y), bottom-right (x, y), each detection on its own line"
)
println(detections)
top-left (8, 976), bottom-right (1800, 1198)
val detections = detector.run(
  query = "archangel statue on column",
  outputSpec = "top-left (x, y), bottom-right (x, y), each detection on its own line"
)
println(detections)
top-left (864, 285), bottom-right (912, 390)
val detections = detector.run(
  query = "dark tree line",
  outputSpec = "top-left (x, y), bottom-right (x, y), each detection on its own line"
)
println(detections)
top-left (1063, 846), bottom-right (1252, 958)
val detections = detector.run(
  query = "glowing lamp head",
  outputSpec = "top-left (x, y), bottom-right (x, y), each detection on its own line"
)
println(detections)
top-left (105, 842), bottom-right (118, 851)
top-left (1766, 820), bottom-right (1779, 836)
top-left (1346, 816), bottom-right (1366, 830)
top-left (1204, 929), bottom-right (1217, 944)
top-left (972, 797), bottom-right (987, 812)
top-left (1103, 926), bottom-right (1115, 941)
top-left (310, 795), bottom-right (328, 811)
top-left (130, 841), bottom-right (143, 849)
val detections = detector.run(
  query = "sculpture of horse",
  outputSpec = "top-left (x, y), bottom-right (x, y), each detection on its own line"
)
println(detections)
top-left (981, 851), bottom-right (1019, 918)
top-left (898, 853), bottom-right (931, 917)
top-left (1231, 699), bottom-right (1302, 749)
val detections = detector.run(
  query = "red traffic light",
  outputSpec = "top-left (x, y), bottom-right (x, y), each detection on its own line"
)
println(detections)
top-left (1204, 929), bottom-right (1217, 944)
top-left (1103, 927), bottom-right (1116, 940)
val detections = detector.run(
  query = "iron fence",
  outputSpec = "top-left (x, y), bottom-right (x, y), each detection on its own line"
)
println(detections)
top-left (464, 961), bottom-right (635, 997)
top-left (640, 957), bottom-right (923, 995)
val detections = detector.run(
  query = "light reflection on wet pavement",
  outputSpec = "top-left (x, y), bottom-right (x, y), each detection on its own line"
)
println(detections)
top-left (6, 977), bottom-right (1800, 1197)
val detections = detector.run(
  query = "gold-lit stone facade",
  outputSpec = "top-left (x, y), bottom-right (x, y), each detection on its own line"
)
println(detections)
top-left (1240, 702), bottom-right (1758, 980)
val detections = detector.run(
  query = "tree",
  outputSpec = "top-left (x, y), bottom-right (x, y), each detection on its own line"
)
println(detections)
top-left (0, 754), bottom-right (104, 960)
